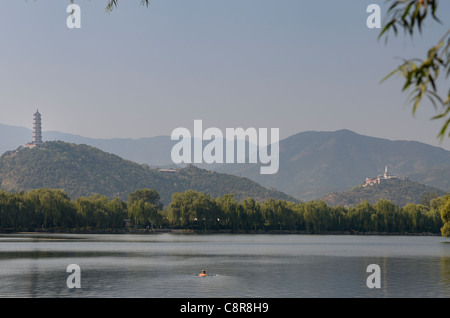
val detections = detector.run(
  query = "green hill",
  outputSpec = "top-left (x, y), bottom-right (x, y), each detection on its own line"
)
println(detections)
top-left (320, 178), bottom-right (447, 207)
top-left (0, 141), bottom-right (296, 205)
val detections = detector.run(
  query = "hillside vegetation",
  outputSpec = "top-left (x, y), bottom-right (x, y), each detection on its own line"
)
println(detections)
top-left (321, 178), bottom-right (446, 207)
top-left (0, 141), bottom-right (295, 205)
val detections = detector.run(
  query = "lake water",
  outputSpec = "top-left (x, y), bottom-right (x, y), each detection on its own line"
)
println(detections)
top-left (0, 233), bottom-right (449, 298)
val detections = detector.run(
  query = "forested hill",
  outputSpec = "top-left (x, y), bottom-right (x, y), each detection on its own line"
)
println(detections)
top-left (321, 178), bottom-right (447, 207)
top-left (0, 141), bottom-right (296, 205)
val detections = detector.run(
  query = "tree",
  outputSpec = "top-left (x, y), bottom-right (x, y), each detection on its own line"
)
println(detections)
top-left (168, 190), bottom-right (218, 230)
top-left (24, 189), bottom-right (77, 229)
top-left (74, 195), bottom-right (109, 228)
top-left (105, 197), bottom-right (128, 229)
top-left (439, 195), bottom-right (450, 237)
top-left (380, 0), bottom-right (450, 140)
top-left (128, 199), bottom-right (158, 228)
top-left (216, 194), bottom-right (239, 231)
top-left (128, 189), bottom-right (163, 210)
top-left (242, 198), bottom-right (263, 231)
top-left (127, 189), bottom-right (163, 228)
top-left (374, 199), bottom-right (400, 232)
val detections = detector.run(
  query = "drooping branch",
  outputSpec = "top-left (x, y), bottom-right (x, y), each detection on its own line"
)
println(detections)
top-left (380, 0), bottom-right (450, 139)
top-left (105, 0), bottom-right (150, 13)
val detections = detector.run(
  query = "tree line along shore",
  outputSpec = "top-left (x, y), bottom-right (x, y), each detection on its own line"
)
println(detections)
top-left (0, 188), bottom-right (449, 237)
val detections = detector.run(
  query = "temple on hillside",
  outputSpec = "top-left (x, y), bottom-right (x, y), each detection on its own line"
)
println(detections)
top-left (363, 166), bottom-right (397, 187)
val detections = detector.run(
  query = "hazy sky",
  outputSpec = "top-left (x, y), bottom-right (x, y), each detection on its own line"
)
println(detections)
top-left (0, 0), bottom-right (449, 150)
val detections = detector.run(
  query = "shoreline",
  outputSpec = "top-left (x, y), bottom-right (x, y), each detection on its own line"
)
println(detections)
top-left (0, 228), bottom-right (442, 236)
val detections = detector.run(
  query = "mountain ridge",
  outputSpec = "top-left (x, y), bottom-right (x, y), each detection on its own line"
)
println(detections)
top-left (214, 128), bottom-right (450, 200)
top-left (1, 123), bottom-right (449, 201)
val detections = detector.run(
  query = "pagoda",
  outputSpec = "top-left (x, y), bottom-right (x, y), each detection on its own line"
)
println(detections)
top-left (32, 110), bottom-right (43, 144)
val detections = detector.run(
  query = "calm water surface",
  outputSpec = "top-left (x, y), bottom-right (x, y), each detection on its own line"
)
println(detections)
top-left (0, 233), bottom-right (449, 298)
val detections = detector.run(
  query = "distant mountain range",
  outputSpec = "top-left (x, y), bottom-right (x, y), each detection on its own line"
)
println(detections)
top-left (214, 129), bottom-right (450, 200)
top-left (1, 123), bottom-right (449, 202)
top-left (0, 141), bottom-right (295, 205)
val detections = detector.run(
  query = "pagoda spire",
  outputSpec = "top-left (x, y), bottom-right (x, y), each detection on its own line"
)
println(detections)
top-left (32, 110), bottom-right (42, 144)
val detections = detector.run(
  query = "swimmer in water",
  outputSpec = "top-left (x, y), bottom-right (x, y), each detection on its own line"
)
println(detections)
top-left (199, 269), bottom-right (208, 277)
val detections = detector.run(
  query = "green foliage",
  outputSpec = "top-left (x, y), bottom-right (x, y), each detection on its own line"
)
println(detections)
top-left (165, 190), bottom-right (445, 234)
top-left (0, 141), bottom-right (295, 205)
top-left (105, 0), bottom-right (150, 13)
top-left (168, 190), bottom-right (220, 231)
top-left (380, 0), bottom-right (450, 140)
top-left (321, 178), bottom-right (446, 207)
top-left (128, 189), bottom-right (163, 210)
top-left (74, 194), bottom-right (124, 229)
top-left (438, 195), bottom-right (450, 237)
top-left (0, 188), bottom-right (446, 235)
top-left (128, 199), bottom-right (159, 228)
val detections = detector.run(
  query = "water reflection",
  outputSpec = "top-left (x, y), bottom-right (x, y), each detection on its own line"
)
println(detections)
top-left (0, 234), bottom-right (448, 297)
top-left (441, 256), bottom-right (450, 293)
